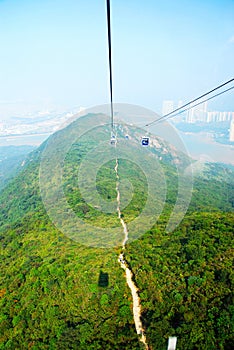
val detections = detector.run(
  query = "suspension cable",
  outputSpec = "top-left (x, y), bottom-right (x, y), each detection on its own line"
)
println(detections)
top-left (106, 0), bottom-right (114, 132)
top-left (160, 85), bottom-right (234, 123)
top-left (145, 78), bottom-right (234, 127)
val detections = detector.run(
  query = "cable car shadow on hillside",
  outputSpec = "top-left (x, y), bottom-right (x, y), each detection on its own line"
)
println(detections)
top-left (98, 270), bottom-right (109, 287)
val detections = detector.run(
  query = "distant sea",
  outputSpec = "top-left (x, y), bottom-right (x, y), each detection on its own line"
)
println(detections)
top-left (179, 131), bottom-right (234, 165)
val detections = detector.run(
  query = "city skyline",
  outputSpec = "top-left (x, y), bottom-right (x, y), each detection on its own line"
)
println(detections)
top-left (162, 99), bottom-right (234, 124)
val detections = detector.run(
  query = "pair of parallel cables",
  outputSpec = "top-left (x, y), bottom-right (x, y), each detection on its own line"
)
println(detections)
top-left (106, 0), bottom-right (234, 130)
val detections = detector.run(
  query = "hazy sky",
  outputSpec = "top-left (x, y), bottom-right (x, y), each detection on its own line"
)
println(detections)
top-left (0, 0), bottom-right (234, 118)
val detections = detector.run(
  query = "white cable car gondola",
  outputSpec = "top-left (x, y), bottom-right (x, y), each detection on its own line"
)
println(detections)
top-left (110, 132), bottom-right (117, 145)
top-left (141, 136), bottom-right (150, 147)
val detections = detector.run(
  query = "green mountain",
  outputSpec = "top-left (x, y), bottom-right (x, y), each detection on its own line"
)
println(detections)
top-left (0, 114), bottom-right (233, 349)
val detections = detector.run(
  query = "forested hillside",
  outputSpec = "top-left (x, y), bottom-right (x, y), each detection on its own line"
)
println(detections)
top-left (0, 145), bottom-right (35, 191)
top-left (0, 119), bottom-right (233, 349)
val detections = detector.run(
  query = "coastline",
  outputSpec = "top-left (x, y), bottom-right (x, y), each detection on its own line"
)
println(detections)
top-left (179, 131), bottom-right (234, 165)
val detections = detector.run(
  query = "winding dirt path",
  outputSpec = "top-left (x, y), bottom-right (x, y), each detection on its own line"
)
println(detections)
top-left (115, 159), bottom-right (148, 349)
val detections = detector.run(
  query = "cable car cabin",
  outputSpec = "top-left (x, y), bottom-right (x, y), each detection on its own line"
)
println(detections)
top-left (125, 134), bottom-right (129, 140)
top-left (141, 136), bottom-right (149, 146)
top-left (110, 135), bottom-right (116, 145)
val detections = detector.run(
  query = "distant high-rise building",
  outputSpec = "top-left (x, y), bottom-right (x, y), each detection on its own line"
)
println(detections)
top-left (162, 99), bottom-right (234, 125)
top-left (186, 109), bottom-right (193, 123)
top-left (162, 100), bottom-right (174, 116)
top-left (206, 111), bottom-right (234, 123)
top-left (207, 111), bottom-right (219, 123)
top-left (186, 101), bottom-right (207, 123)
top-left (229, 119), bottom-right (234, 142)
top-left (177, 100), bottom-right (183, 109)
top-left (224, 111), bottom-right (234, 121)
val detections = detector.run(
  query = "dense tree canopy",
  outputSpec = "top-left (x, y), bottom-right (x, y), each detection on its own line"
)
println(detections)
top-left (0, 130), bottom-right (233, 349)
